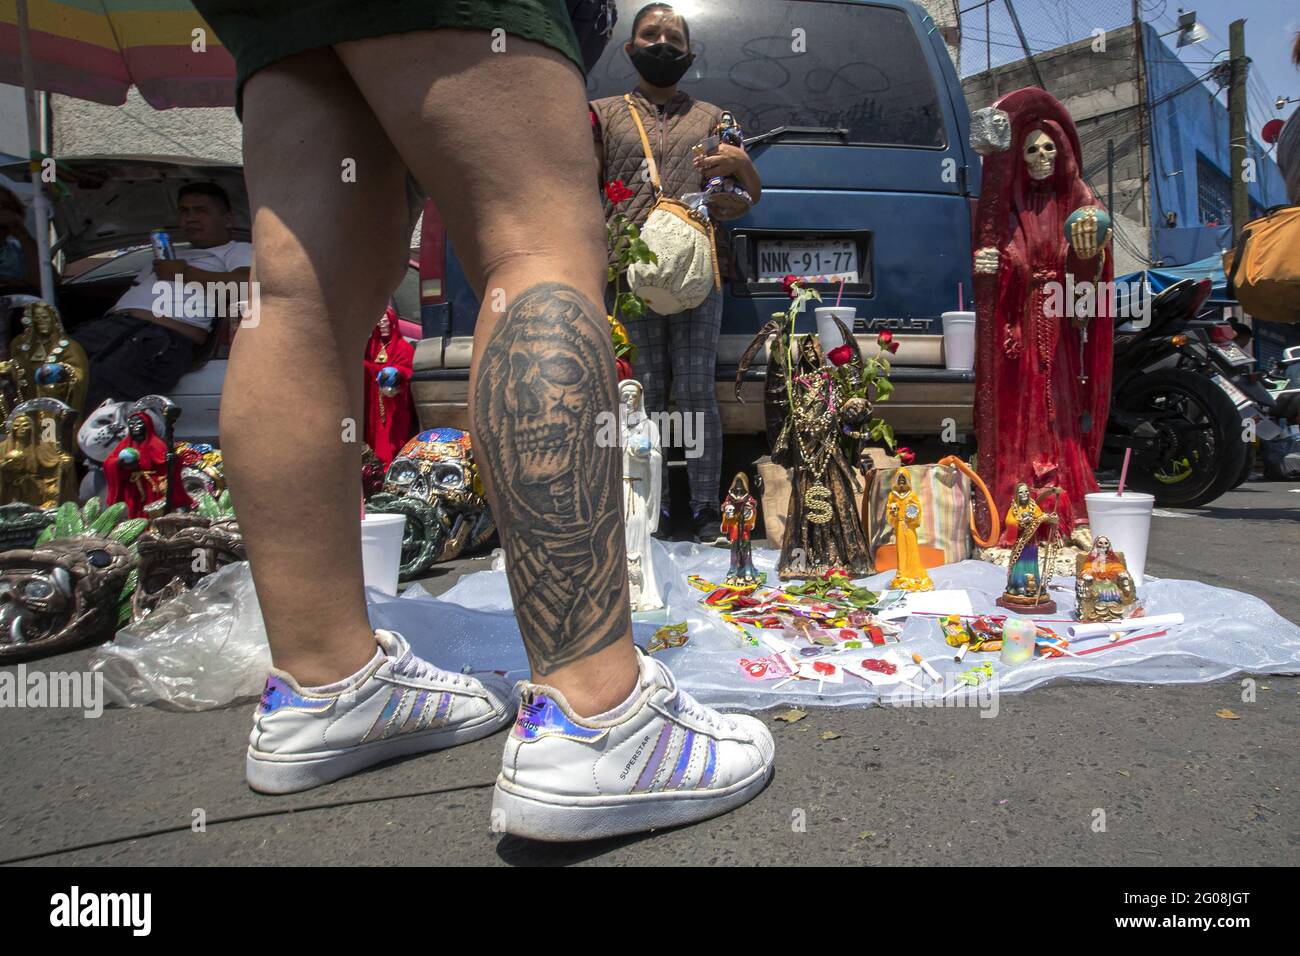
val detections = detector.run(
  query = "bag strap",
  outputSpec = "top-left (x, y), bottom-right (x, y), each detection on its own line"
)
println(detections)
top-left (938, 455), bottom-right (1000, 548)
top-left (624, 94), bottom-right (661, 194)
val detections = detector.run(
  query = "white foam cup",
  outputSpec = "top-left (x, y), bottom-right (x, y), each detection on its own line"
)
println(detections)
top-left (1084, 491), bottom-right (1155, 586)
top-left (941, 311), bottom-right (976, 370)
top-left (815, 307), bottom-right (856, 355)
top-left (361, 513), bottom-right (407, 596)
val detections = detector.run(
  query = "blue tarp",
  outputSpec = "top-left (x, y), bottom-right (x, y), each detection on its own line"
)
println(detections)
top-left (1115, 254), bottom-right (1233, 304)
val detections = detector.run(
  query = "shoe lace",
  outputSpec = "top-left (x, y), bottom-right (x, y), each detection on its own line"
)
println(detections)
top-left (394, 653), bottom-right (466, 688)
top-left (674, 686), bottom-right (737, 733)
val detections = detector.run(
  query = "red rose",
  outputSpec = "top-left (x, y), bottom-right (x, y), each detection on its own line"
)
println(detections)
top-left (897, 446), bottom-right (916, 465)
top-left (827, 344), bottom-right (853, 366)
top-left (876, 330), bottom-right (900, 354)
top-left (615, 356), bottom-right (633, 381)
top-left (604, 179), bottom-right (634, 205)
top-left (781, 274), bottom-right (801, 298)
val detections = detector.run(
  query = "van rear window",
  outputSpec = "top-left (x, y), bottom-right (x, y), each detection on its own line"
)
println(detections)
top-left (586, 0), bottom-right (946, 148)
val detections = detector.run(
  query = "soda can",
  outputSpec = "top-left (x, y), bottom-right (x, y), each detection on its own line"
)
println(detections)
top-left (151, 229), bottom-right (173, 260)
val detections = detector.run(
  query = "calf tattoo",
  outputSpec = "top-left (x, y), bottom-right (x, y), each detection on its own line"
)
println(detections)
top-left (473, 282), bottom-right (630, 675)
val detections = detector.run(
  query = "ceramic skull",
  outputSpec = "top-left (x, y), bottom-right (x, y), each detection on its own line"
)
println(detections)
top-left (1023, 129), bottom-right (1057, 180)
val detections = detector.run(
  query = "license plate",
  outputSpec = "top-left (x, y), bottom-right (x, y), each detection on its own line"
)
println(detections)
top-left (1211, 373), bottom-right (1250, 407)
top-left (757, 239), bottom-right (859, 284)
top-left (1211, 343), bottom-right (1254, 367)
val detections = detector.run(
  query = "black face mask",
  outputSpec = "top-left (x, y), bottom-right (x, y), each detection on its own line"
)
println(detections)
top-left (629, 42), bottom-right (694, 88)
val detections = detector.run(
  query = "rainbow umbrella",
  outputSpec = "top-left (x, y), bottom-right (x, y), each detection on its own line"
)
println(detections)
top-left (0, 1), bottom-right (234, 298)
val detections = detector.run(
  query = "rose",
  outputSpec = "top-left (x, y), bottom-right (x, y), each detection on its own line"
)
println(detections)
top-left (781, 274), bottom-right (801, 298)
top-left (896, 446), bottom-right (916, 465)
top-left (604, 179), bottom-right (635, 205)
top-left (615, 356), bottom-right (633, 382)
top-left (877, 329), bottom-right (900, 354)
top-left (827, 344), bottom-right (853, 367)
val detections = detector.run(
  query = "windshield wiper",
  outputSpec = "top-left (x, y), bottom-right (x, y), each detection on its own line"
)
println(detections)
top-left (746, 126), bottom-right (850, 147)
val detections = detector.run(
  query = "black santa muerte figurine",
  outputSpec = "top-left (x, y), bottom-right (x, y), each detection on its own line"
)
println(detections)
top-left (737, 305), bottom-right (873, 580)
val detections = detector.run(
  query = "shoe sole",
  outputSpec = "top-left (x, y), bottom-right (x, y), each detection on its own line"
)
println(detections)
top-left (490, 760), bottom-right (773, 842)
top-left (246, 703), bottom-right (516, 795)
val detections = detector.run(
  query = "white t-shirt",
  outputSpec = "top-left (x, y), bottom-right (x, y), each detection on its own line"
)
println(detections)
top-left (112, 240), bottom-right (253, 331)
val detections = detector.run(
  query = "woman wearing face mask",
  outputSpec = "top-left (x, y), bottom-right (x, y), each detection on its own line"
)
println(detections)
top-left (591, 3), bottom-right (761, 546)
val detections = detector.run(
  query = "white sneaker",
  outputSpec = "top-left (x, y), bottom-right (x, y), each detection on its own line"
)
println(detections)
top-left (492, 651), bottom-right (775, 841)
top-left (246, 629), bottom-right (515, 794)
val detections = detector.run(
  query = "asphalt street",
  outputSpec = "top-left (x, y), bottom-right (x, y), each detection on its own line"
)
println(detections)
top-left (1, 481), bottom-right (1296, 866)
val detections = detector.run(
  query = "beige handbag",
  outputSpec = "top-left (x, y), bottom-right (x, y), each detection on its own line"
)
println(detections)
top-left (622, 95), bottom-right (720, 315)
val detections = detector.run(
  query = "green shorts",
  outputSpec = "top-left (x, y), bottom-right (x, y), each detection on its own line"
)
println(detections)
top-left (192, 0), bottom-right (585, 116)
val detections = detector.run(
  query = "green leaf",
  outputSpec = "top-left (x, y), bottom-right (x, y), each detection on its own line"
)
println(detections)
top-left (107, 518), bottom-right (148, 545)
top-left (881, 421), bottom-right (896, 450)
top-left (607, 265), bottom-right (618, 284)
top-left (219, 490), bottom-right (232, 512)
top-left (54, 501), bottom-right (82, 538)
top-left (88, 502), bottom-right (127, 537)
top-left (82, 497), bottom-right (102, 525)
top-left (35, 524), bottom-right (54, 546)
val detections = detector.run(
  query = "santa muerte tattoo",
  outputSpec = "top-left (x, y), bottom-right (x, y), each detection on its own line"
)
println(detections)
top-left (473, 282), bottom-right (629, 676)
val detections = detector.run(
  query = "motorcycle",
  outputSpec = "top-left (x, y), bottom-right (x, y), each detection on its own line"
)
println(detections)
top-left (1259, 345), bottom-right (1300, 479)
top-left (1101, 278), bottom-right (1274, 508)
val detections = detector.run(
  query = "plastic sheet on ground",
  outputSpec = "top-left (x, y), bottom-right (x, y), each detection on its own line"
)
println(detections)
top-left (91, 541), bottom-right (1300, 711)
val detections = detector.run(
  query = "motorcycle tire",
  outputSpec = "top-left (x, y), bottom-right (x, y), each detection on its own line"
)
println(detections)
top-left (1232, 441), bottom-right (1257, 488)
top-left (1118, 368), bottom-right (1250, 509)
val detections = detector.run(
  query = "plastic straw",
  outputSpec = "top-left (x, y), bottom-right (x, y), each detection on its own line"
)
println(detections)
top-left (957, 282), bottom-right (964, 311)
top-left (834, 278), bottom-right (845, 307)
top-left (1117, 447), bottom-right (1132, 496)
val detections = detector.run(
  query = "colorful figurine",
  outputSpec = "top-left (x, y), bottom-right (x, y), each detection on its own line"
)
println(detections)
top-left (104, 398), bottom-right (192, 519)
top-left (363, 306), bottom-right (416, 468)
top-left (2, 297), bottom-right (88, 418)
top-left (1075, 535), bottom-right (1138, 622)
top-left (721, 471), bottom-right (763, 587)
top-left (997, 482), bottom-right (1061, 615)
top-left (886, 470), bottom-right (933, 592)
top-left (620, 380), bottom-right (664, 611)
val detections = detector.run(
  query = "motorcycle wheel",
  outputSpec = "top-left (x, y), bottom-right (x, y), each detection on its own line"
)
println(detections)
top-left (1118, 368), bottom-right (1249, 508)
top-left (1232, 441), bottom-right (1257, 488)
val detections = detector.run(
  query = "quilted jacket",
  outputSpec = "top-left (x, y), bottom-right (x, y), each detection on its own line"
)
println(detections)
top-left (593, 89), bottom-right (734, 281)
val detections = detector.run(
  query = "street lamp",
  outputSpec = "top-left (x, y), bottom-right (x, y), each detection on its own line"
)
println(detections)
top-left (1159, 10), bottom-right (1208, 48)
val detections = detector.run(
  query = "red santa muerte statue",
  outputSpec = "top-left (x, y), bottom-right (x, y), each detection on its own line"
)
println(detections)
top-left (971, 88), bottom-right (1113, 541)
top-left (105, 409), bottom-right (192, 518)
top-left (364, 305), bottom-right (417, 469)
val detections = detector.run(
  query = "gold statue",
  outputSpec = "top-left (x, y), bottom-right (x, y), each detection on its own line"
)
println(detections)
top-left (6, 298), bottom-right (88, 417)
top-left (1075, 535), bottom-right (1138, 622)
top-left (0, 400), bottom-right (77, 507)
top-left (886, 470), bottom-right (933, 592)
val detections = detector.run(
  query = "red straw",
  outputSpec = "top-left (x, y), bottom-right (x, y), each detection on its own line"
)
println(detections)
top-left (834, 278), bottom-right (845, 307)
top-left (1117, 447), bottom-right (1132, 496)
top-left (957, 282), bottom-right (964, 311)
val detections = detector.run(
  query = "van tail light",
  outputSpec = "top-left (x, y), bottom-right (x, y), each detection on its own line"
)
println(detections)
top-left (1209, 324), bottom-right (1236, 343)
top-left (419, 199), bottom-right (447, 304)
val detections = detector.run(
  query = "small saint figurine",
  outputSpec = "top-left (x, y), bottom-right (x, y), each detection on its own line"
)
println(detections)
top-left (363, 306), bottom-right (416, 468)
top-left (0, 401), bottom-right (76, 507)
top-left (105, 408), bottom-right (192, 518)
top-left (1075, 535), bottom-right (1138, 622)
top-left (620, 380), bottom-right (664, 611)
top-left (721, 471), bottom-right (762, 586)
top-left (997, 481), bottom-right (1060, 615)
top-left (886, 470), bottom-right (933, 592)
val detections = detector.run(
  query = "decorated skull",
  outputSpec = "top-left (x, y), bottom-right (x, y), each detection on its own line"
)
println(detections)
top-left (0, 539), bottom-right (134, 662)
top-left (368, 427), bottom-right (496, 578)
top-left (131, 514), bottom-right (245, 621)
top-left (1023, 129), bottom-right (1057, 180)
top-left (969, 106), bottom-right (1012, 156)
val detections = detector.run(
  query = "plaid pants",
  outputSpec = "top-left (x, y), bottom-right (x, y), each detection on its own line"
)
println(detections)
top-left (616, 287), bottom-right (723, 515)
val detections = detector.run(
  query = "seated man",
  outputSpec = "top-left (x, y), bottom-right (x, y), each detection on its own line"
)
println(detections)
top-left (76, 182), bottom-right (251, 411)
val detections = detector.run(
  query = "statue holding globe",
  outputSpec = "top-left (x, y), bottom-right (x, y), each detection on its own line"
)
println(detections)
top-left (970, 88), bottom-right (1115, 541)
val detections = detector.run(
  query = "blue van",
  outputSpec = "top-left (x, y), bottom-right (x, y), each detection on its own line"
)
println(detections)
top-left (413, 0), bottom-right (978, 437)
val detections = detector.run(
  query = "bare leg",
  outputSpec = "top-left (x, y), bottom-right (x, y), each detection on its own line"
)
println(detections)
top-left (336, 32), bottom-right (638, 715)
top-left (223, 50), bottom-right (411, 686)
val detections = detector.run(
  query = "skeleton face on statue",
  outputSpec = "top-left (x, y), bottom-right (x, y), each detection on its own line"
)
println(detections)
top-left (1015, 482), bottom-right (1032, 506)
top-left (1094, 535), bottom-right (1112, 554)
top-left (1023, 129), bottom-right (1057, 181)
top-left (619, 380), bottom-right (643, 418)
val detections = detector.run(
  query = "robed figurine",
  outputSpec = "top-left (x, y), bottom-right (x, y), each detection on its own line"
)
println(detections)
top-left (363, 306), bottom-right (416, 469)
top-left (886, 470), bottom-right (933, 592)
top-left (721, 471), bottom-right (761, 586)
top-left (1075, 535), bottom-right (1137, 622)
top-left (0, 400), bottom-right (77, 507)
top-left (971, 88), bottom-right (1113, 539)
top-left (620, 380), bottom-right (664, 611)
top-left (997, 481), bottom-right (1061, 615)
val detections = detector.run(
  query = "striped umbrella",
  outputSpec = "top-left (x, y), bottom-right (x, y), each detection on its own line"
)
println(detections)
top-left (0, 0), bottom-right (234, 108)
top-left (0, 1), bottom-right (234, 299)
